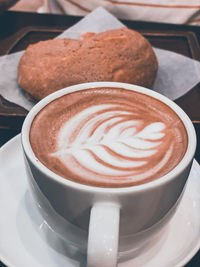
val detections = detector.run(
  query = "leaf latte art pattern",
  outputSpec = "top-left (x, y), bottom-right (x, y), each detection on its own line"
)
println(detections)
top-left (30, 88), bottom-right (188, 187)
top-left (52, 104), bottom-right (172, 185)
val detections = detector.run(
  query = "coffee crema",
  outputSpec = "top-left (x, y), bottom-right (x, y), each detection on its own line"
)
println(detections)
top-left (30, 87), bottom-right (188, 188)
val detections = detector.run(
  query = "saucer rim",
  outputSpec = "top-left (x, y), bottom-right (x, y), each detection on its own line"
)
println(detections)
top-left (0, 134), bottom-right (200, 267)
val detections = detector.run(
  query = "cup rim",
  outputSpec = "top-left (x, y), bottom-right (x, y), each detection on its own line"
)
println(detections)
top-left (21, 82), bottom-right (197, 193)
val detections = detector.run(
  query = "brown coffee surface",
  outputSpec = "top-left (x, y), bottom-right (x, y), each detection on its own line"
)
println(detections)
top-left (30, 87), bottom-right (188, 188)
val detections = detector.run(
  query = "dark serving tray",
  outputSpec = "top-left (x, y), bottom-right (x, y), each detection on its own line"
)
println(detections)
top-left (0, 11), bottom-right (200, 129)
top-left (0, 25), bottom-right (200, 131)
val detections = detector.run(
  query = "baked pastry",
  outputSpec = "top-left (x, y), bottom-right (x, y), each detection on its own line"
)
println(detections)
top-left (18, 27), bottom-right (158, 101)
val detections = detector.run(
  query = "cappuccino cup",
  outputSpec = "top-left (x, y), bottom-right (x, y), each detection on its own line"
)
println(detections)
top-left (21, 82), bottom-right (196, 266)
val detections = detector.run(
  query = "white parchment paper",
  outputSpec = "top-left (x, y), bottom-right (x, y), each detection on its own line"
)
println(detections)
top-left (0, 7), bottom-right (200, 111)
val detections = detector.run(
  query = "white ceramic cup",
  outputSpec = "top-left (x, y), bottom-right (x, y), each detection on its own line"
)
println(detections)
top-left (21, 82), bottom-right (196, 267)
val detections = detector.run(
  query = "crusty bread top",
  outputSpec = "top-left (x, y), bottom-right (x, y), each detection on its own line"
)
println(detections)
top-left (18, 27), bottom-right (158, 101)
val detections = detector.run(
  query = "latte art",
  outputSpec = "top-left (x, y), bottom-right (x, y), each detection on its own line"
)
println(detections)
top-left (52, 104), bottom-right (169, 183)
top-left (30, 87), bottom-right (188, 187)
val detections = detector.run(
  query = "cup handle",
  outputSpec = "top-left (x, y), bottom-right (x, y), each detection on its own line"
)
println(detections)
top-left (87, 202), bottom-right (120, 267)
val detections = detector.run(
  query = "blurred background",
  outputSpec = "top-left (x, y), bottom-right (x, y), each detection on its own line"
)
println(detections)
top-left (6, 0), bottom-right (200, 25)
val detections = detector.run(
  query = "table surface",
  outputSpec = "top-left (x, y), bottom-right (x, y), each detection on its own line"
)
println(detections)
top-left (0, 10), bottom-right (200, 267)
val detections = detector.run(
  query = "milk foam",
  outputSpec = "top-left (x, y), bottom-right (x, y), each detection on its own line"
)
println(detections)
top-left (30, 87), bottom-right (187, 187)
top-left (52, 104), bottom-right (170, 182)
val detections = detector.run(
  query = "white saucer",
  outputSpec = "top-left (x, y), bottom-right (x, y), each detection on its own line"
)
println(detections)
top-left (0, 135), bottom-right (200, 267)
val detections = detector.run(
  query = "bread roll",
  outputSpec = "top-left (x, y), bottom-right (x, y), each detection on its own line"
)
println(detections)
top-left (18, 27), bottom-right (158, 101)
